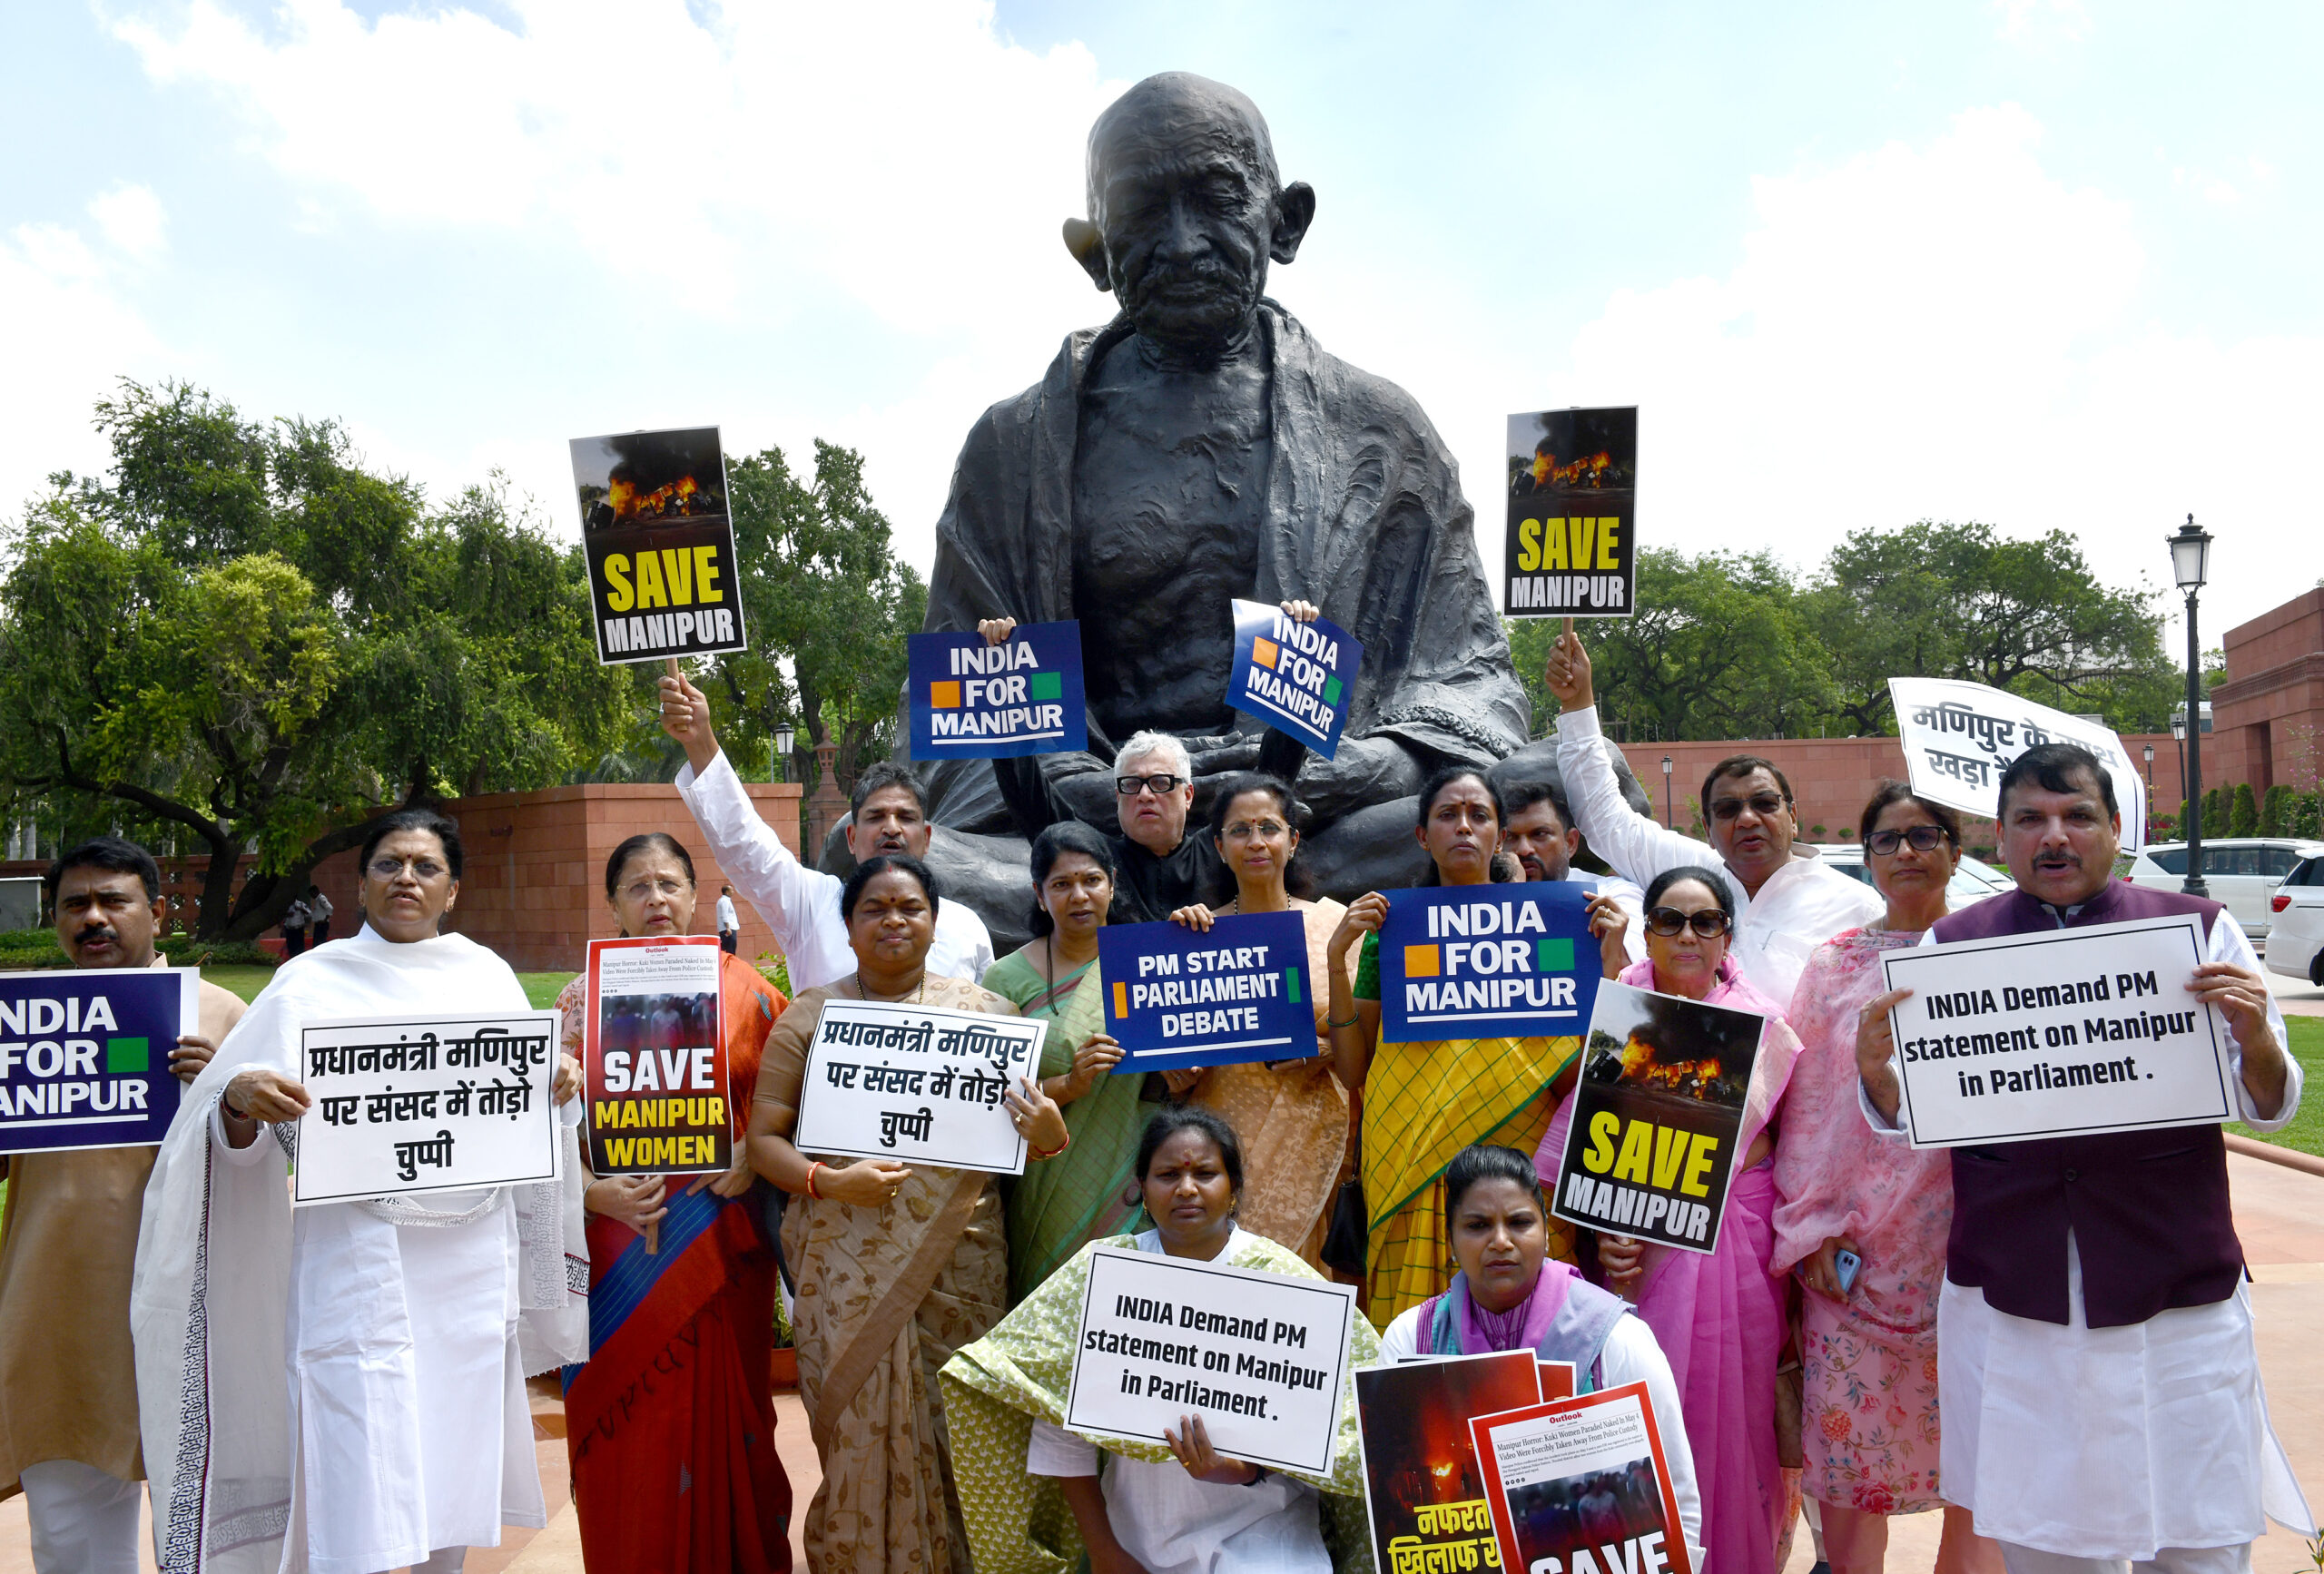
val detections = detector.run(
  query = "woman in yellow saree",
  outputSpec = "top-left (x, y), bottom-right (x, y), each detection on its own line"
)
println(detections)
top-left (744, 854), bottom-right (1070, 1573)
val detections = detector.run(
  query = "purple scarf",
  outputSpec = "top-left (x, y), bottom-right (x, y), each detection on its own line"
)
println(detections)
top-left (1456, 1259), bottom-right (1580, 1352)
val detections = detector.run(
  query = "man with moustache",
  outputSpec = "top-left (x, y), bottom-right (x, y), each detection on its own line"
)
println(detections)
top-left (1498, 776), bottom-right (1646, 966)
top-left (658, 670), bottom-right (995, 989)
top-left (1857, 743), bottom-right (2309, 1574)
top-left (1544, 631), bottom-right (1880, 1002)
top-left (0, 839), bottom-right (242, 1574)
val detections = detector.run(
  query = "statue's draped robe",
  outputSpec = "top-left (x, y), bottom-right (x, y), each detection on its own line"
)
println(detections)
top-left (921, 302), bottom-right (1528, 832)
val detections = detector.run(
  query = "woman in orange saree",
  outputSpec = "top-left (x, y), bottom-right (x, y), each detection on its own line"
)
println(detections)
top-left (557, 832), bottom-right (794, 1573)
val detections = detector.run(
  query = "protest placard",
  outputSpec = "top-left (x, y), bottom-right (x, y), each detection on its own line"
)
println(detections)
top-left (1226, 600), bottom-right (1364, 759)
top-left (0, 967), bottom-right (196, 1155)
top-left (1063, 1245), bottom-right (1359, 1476)
top-left (292, 1012), bottom-right (562, 1205)
top-left (793, 999), bottom-right (1046, 1174)
top-left (1503, 408), bottom-right (1639, 619)
top-left (1890, 676), bottom-right (2150, 851)
top-left (1377, 885), bottom-right (1600, 1045)
top-left (1547, 979), bottom-right (1764, 1255)
top-left (1471, 1382), bottom-right (1693, 1574)
top-left (571, 427), bottom-right (749, 664)
top-left (1878, 914), bottom-right (2233, 1147)
top-left (581, 935), bottom-right (730, 1176)
top-left (908, 620), bottom-right (1087, 759)
top-left (1094, 912), bottom-right (1314, 1072)
top-left (1356, 1350), bottom-right (1542, 1574)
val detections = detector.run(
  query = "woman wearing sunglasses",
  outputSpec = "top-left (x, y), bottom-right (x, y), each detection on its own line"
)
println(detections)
top-left (1534, 862), bottom-right (1807, 1574)
top-left (1770, 786), bottom-right (2003, 1574)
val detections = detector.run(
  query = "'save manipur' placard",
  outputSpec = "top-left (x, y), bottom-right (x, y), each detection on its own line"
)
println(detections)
top-left (0, 967), bottom-right (196, 1155)
top-left (582, 934), bottom-right (730, 1176)
top-left (908, 621), bottom-right (1088, 759)
top-left (571, 426), bottom-right (748, 664)
top-left (1095, 911), bottom-right (1313, 1071)
top-left (1063, 1246), bottom-right (1359, 1477)
top-left (1879, 915), bottom-right (2233, 1147)
top-left (293, 1011), bottom-right (562, 1205)
top-left (1503, 406), bottom-right (1639, 619)
top-left (793, 999), bottom-right (1046, 1174)
top-left (1377, 884), bottom-right (1600, 1044)
top-left (1226, 600), bottom-right (1363, 759)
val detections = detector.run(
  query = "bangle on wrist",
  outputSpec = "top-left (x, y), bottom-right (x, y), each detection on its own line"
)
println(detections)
top-left (804, 1161), bottom-right (823, 1200)
top-left (1028, 1129), bottom-right (1072, 1161)
top-left (1325, 1013), bottom-right (1359, 1028)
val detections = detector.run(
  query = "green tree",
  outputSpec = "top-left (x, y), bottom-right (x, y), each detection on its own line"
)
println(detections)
top-left (2201, 786), bottom-right (2227, 836)
top-left (2230, 782), bottom-right (2259, 837)
top-left (0, 380), bottom-right (632, 937)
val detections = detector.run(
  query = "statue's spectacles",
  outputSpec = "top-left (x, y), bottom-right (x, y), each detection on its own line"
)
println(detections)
top-left (1865, 826), bottom-right (1951, 856)
top-left (1643, 907), bottom-right (1732, 939)
top-left (1116, 774), bottom-right (1186, 798)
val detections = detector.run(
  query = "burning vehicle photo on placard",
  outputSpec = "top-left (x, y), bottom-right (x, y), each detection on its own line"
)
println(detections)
top-left (569, 427), bottom-right (747, 664)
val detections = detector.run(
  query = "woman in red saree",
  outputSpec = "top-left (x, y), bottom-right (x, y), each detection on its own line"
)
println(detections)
top-left (556, 831), bottom-right (794, 1573)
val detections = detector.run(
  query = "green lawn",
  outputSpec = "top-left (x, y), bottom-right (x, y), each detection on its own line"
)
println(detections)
top-left (203, 965), bottom-right (571, 1009)
top-left (2229, 1014), bottom-right (2324, 1158)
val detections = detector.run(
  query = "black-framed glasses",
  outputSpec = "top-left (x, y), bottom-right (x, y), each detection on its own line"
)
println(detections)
top-left (1709, 792), bottom-right (1789, 821)
top-left (1116, 773), bottom-right (1186, 798)
top-left (1644, 906), bottom-right (1732, 938)
top-left (1865, 825), bottom-right (1953, 856)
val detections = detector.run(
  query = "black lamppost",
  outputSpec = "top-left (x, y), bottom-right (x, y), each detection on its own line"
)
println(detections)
top-left (2169, 515), bottom-right (2213, 897)
top-left (1660, 754), bottom-right (1674, 829)
top-left (771, 721), bottom-right (796, 783)
top-left (2142, 743), bottom-right (2154, 838)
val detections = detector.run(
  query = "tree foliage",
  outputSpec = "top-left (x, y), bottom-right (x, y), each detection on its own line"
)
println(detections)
top-left (0, 379), bottom-right (633, 937)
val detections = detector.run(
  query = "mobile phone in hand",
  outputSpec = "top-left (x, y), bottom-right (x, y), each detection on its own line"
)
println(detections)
top-left (1834, 1247), bottom-right (1862, 1296)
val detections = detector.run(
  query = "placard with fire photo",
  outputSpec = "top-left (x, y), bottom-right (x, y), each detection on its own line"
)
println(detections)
top-left (1354, 1350), bottom-right (1542, 1574)
top-left (570, 427), bottom-right (750, 664)
top-left (1503, 407), bottom-right (1638, 619)
top-left (1547, 979), bottom-right (1764, 1256)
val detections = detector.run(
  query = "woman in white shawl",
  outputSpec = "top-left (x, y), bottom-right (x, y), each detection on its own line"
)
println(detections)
top-left (132, 809), bottom-right (585, 1574)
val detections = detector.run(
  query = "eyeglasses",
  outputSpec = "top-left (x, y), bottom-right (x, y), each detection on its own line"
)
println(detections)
top-left (1644, 906), bottom-right (1732, 939)
top-left (368, 856), bottom-right (448, 880)
top-left (1116, 773), bottom-right (1186, 798)
top-left (1709, 793), bottom-right (1789, 821)
top-left (1224, 821), bottom-right (1287, 840)
top-left (1866, 825), bottom-right (1952, 856)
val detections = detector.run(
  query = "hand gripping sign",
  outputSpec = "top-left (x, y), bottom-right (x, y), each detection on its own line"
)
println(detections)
top-left (1376, 885), bottom-right (1601, 1044)
top-left (1225, 600), bottom-right (1363, 760)
top-left (908, 620), bottom-right (1088, 759)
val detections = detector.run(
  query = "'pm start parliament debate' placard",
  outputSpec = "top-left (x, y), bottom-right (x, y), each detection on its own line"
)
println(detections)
top-left (1095, 911), bottom-right (1314, 1072)
top-left (0, 967), bottom-right (196, 1155)
top-left (908, 620), bottom-right (1088, 759)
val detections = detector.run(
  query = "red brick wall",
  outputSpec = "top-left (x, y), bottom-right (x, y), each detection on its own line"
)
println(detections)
top-left (2211, 588), bottom-right (2324, 795)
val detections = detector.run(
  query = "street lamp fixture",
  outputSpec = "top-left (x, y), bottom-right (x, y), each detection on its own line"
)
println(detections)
top-left (1660, 754), bottom-right (1674, 830)
top-left (2169, 514), bottom-right (2213, 898)
top-left (2142, 743), bottom-right (2155, 839)
top-left (772, 721), bottom-right (796, 783)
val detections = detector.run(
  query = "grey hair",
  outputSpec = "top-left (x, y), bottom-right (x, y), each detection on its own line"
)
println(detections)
top-left (1117, 731), bottom-right (1194, 780)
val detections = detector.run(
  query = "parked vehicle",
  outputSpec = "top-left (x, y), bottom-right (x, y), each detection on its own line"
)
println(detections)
top-left (2266, 855), bottom-right (2324, 985)
top-left (2124, 839), bottom-right (2324, 939)
top-left (1811, 844), bottom-right (2016, 906)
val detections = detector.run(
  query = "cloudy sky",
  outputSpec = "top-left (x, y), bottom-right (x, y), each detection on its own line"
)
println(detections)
top-left (7, 0), bottom-right (2321, 647)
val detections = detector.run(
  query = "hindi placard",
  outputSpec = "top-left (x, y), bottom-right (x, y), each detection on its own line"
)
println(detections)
top-left (1355, 1351), bottom-right (1543, 1574)
top-left (793, 999), bottom-right (1046, 1174)
top-left (1889, 676), bottom-right (2150, 851)
top-left (582, 934), bottom-right (730, 1176)
top-left (1094, 912), bottom-right (1314, 1071)
top-left (1503, 407), bottom-right (1639, 619)
top-left (1063, 1246), bottom-right (1360, 1477)
top-left (908, 621), bottom-right (1088, 759)
top-left (1376, 884), bottom-right (1600, 1044)
top-left (293, 1011), bottom-right (562, 1205)
top-left (1226, 600), bottom-right (1364, 760)
top-left (1471, 1382), bottom-right (1695, 1574)
top-left (1878, 914), bottom-right (2234, 1147)
top-left (1547, 979), bottom-right (1765, 1256)
top-left (571, 427), bottom-right (748, 664)
top-left (0, 967), bottom-right (196, 1155)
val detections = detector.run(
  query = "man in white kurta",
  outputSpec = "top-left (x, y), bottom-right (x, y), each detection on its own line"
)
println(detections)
top-left (133, 925), bottom-right (577, 1574)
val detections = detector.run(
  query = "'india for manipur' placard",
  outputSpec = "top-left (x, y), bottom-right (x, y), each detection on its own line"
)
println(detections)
top-left (582, 934), bottom-right (730, 1177)
top-left (1503, 407), bottom-right (1638, 618)
top-left (1548, 979), bottom-right (1764, 1256)
top-left (1094, 911), bottom-right (1314, 1071)
top-left (793, 999), bottom-right (1047, 1175)
top-left (1226, 600), bottom-right (1364, 759)
top-left (0, 967), bottom-right (196, 1155)
top-left (1063, 1245), bottom-right (1360, 1477)
top-left (1376, 884), bottom-right (1600, 1045)
top-left (571, 427), bottom-right (749, 664)
top-left (1889, 676), bottom-right (2150, 853)
top-left (292, 1012), bottom-right (563, 1205)
top-left (1878, 915), bottom-right (2233, 1148)
top-left (907, 621), bottom-right (1088, 759)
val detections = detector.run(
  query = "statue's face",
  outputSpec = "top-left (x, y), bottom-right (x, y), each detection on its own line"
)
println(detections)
top-left (1089, 107), bottom-right (1285, 356)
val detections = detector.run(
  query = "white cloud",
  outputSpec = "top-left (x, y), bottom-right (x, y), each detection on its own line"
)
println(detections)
top-left (1993, 0), bottom-right (2092, 45)
top-left (87, 182), bottom-right (169, 259)
top-left (0, 221), bottom-right (167, 510)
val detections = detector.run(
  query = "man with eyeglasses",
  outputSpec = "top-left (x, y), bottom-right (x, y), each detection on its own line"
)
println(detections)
top-left (1102, 731), bottom-right (1227, 925)
top-left (1854, 743), bottom-right (2307, 1574)
top-left (1495, 775), bottom-right (1646, 965)
top-left (1543, 631), bottom-right (1880, 1002)
top-left (658, 671), bottom-right (995, 989)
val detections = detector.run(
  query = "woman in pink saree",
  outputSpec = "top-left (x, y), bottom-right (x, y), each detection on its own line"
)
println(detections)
top-left (1536, 863), bottom-right (1802, 1574)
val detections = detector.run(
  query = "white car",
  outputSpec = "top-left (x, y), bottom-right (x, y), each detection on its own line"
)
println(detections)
top-left (1811, 845), bottom-right (2016, 906)
top-left (2125, 838), bottom-right (2324, 939)
top-left (2266, 855), bottom-right (2324, 986)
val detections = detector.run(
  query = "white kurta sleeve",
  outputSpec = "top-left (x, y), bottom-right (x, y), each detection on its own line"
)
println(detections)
top-left (1377, 1306), bottom-right (1425, 1362)
top-left (1027, 1417), bottom-right (1101, 1477)
top-left (1595, 1315), bottom-right (1705, 1574)
top-left (1553, 706), bottom-right (1723, 889)
top-left (1595, 874), bottom-right (1649, 964)
top-left (2211, 920), bottom-right (2301, 1131)
top-left (932, 900), bottom-right (997, 984)
top-left (208, 1097), bottom-right (286, 1164)
top-left (675, 750), bottom-right (846, 985)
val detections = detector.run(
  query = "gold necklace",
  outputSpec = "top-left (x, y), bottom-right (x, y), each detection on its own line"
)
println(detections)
top-left (855, 968), bottom-right (928, 1004)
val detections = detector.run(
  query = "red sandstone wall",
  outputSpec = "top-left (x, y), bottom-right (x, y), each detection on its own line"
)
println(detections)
top-left (2211, 588), bottom-right (2324, 795)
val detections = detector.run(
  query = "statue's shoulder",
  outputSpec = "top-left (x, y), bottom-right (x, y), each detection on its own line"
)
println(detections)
top-left (1269, 304), bottom-right (1448, 453)
top-left (955, 322), bottom-right (1116, 461)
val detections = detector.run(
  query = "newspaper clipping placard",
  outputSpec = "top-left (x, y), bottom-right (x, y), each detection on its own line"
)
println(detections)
top-left (1471, 1382), bottom-right (1694, 1574)
top-left (292, 1011), bottom-right (562, 1205)
top-left (1063, 1246), bottom-right (1360, 1477)
top-left (1548, 979), bottom-right (1766, 1256)
top-left (582, 934), bottom-right (730, 1176)
top-left (0, 967), bottom-right (196, 1156)
top-left (1878, 915), bottom-right (2233, 1147)
top-left (1503, 407), bottom-right (1639, 618)
top-left (1889, 676), bottom-right (2149, 851)
top-left (793, 999), bottom-right (1046, 1175)
top-left (1355, 1350), bottom-right (1542, 1574)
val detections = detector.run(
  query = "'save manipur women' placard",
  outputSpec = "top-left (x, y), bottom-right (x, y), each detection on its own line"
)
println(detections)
top-left (581, 934), bottom-right (730, 1177)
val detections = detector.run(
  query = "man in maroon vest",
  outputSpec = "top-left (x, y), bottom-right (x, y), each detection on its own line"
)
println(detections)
top-left (1856, 743), bottom-right (2310, 1574)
